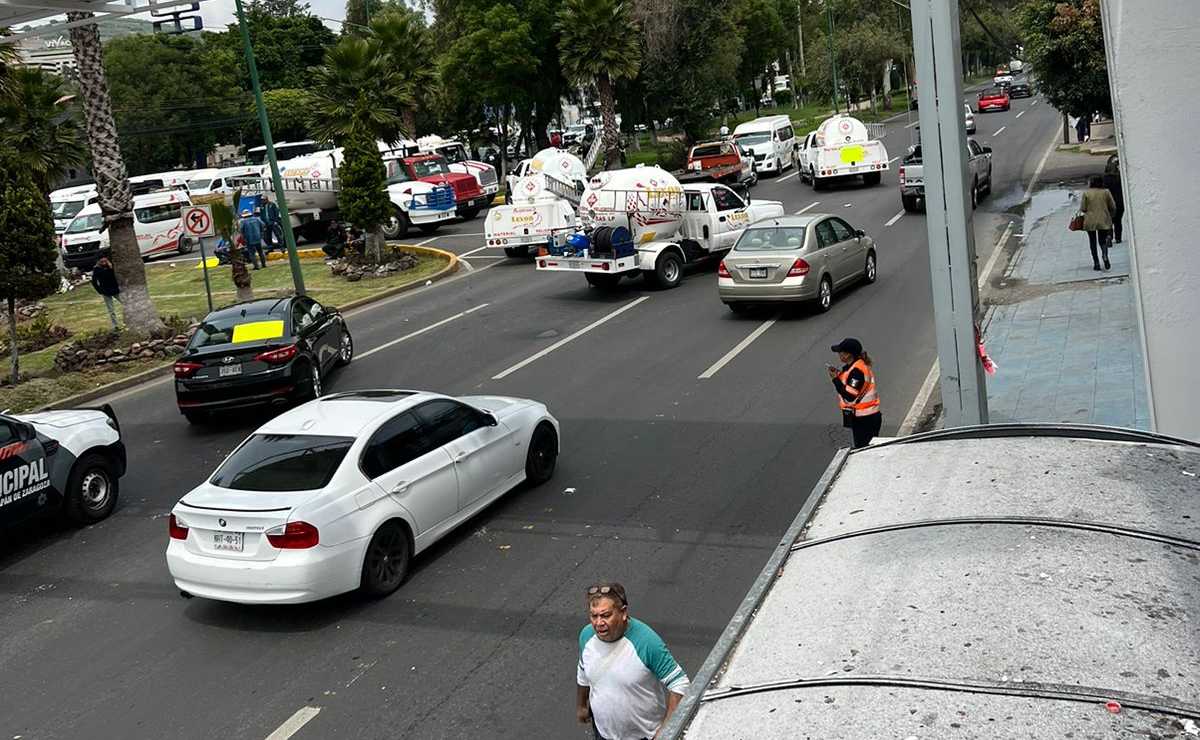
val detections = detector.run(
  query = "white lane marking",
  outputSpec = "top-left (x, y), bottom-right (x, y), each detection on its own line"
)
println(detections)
top-left (905, 120), bottom-right (920, 129)
top-left (794, 201), bottom-right (820, 215)
top-left (1023, 126), bottom-right (1060, 202)
top-left (885, 210), bottom-right (905, 227)
top-left (1015, 110), bottom-right (1025, 119)
top-left (358, 303), bottom-right (490, 360)
top-left (265, 707), bottom-right (320, 740)
top-left (492, 296), bottom-right (650, 380)
top-left (843, 203), bottom-right (853, 208)
top-left (888, 156), bottom-right (900, 164)
top-left (458, 244), bottom-right (493, 258)
top-left (992, 126), bottom-right (1006, 136)
top-left (698, 318), bottom-right (778, 379)
top-left (777, 170), bottom-right (799, 182)
top-left (979, 221), bottom-right (1015, 290)
top-left (1032, 100), bottom-right (1039, 106)
top-left (415, 235), bottom-right (440, 246)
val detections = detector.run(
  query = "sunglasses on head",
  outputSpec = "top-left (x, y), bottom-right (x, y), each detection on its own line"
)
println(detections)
top-left (587, 585), bottom-right (627, 606)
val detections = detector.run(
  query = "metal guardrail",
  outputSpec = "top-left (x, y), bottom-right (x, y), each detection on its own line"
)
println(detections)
top-left (584, 133), bottom-right (603, 172)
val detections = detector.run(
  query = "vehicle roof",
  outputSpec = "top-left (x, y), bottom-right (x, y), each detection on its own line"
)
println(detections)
top-left (258, 390), bottom-right (447, 438)
top-left (131, 190), bottom-right (189, 207)
top-left (215, 165), bottom-right (263, 178)
top-left (733, 115), bottom-right (793, 133)
top-left (981, 87), bottom-right (1008, 95)
top-left (670, 425), bottom-right (1200, 738)
top-left (743, 214), bottom-right (822, 228)
top-left (187, 168), bottom-right (220, 179)
top-left (247, 140), bottom-right (317, 152)
top-left (204, 297), bottom-right (293, 323)
top-left (50, 185), bottom-right (97, 199)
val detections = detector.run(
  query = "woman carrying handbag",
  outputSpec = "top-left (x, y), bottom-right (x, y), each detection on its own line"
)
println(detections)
top-left (1079, 175), bottom-right (1117, 271)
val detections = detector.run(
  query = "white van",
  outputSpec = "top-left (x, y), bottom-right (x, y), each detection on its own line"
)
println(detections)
top-left (185, 165), bottom-right (263, 197)
top-left (732, 115), bottom-right (797, 175)
top-left (61, 190), bottom-right (194, 269)
top-left (49, 185), bottom-right (98, 235)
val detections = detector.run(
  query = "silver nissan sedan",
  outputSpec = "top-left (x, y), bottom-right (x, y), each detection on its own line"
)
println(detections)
top-left (717, 214), bottom-right (878, 314)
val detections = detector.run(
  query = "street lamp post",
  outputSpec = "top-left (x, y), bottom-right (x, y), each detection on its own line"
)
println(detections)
top-left (234, 0), bottom-right (306, 296)
top-left (826, 3), bottom-right (839, 113)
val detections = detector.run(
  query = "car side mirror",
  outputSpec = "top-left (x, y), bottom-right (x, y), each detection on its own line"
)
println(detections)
top-left (483, 412), bottom-right (499, 427)
top-left (855, 229), bottom-right (866, 238)
top-left (982, 146), bottom-right (992, 154)
top-left (17, 422), bottom-right (36, 441)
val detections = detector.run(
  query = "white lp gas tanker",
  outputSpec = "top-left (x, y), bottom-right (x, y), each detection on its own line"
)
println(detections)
top-left (535, 165), bottom-right (784, 290)
top-left (794, 115), bottom-right (889, 190)
top-left (485, 147), bottom-right (586, 258)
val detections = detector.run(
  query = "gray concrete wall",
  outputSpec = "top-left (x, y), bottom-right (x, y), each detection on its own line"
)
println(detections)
top-left (1102, 0), bottom-right (1200, 440)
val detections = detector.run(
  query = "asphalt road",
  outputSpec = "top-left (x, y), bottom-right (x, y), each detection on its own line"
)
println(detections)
top-left (0, 94), bottom-right (1062, 740)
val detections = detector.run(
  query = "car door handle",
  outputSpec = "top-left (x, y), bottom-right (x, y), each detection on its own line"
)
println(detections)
top-left (453, 449), bottom-right (472, 463)
top-left (390, 480), bottom-right (411, 495)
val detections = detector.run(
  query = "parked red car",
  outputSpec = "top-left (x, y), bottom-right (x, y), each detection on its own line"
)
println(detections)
top-left (977, 87), bottom-right (1011, 112)
top-left (399, 154), bottom-right (487, 220)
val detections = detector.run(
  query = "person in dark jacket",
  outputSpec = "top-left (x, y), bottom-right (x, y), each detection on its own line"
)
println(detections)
top-left (238, 209), bottom-right (266, 269)
top-left (260, 196), bottom-right (283, 252)
top-left (1102, 155), bottom-right (1124, 244)
top-left (91, 256), bottom-right (121, 331)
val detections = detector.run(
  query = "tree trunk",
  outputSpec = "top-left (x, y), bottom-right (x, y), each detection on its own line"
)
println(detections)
top-left (67, 12), bottom-right (164, 336)
top-left (7, 296), bottom-right (17, 386)
top-left (369, 228), bottom-right (386, 264)
top-left (596, 73), bottom-right (621, 170)
top-left (401, 108), bottom-right (417, 140)
top-left (230, 243), bottom-right (254, 302)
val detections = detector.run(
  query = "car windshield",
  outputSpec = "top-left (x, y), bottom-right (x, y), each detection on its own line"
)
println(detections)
top-left (210, 434), bottom-right (354, 491)
top-left (66, 213), bottom-right (104, 234)
top-left (189, 312), bottom-right (286, 348)
top-left (188, 178), bottom-right (214, 191)
top-left (410, 159), bottom-right (449, 177)
top-left (691, 144), bottom-right (724, 158)
top-left (386, 164), bottom-right (412, 184)
top-left (734, 133), bottom-right (770, 146)
top-left (52, 199), bottom-right (88, 219)
top-left (734, 227), bottom-right (807, 251)
top-left (438, 145), bottom-right (467, 164)
top-left (982, 88), bottom-right (1005, 97)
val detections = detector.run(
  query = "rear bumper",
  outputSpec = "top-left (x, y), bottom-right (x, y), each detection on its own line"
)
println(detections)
top-left (167, 537), bottom-right (365, 604)
top-left (175, 369), bottom-right (299, 413)
top-left (718, 277), bottom-right (817, 302)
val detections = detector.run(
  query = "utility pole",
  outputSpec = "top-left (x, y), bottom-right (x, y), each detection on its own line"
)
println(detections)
top-left (826, 3), bottom-right (839, 113)
top-left (797, 2), bottom-right (807, 75)
top-left (234, 0), bottom-right (306, 295)
top-left (910, 0), bottom-right (988, 427)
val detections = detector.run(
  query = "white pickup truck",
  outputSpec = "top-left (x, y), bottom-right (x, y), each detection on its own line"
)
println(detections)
top-left (796, 115), bottom-right (889, 190)
top-left (898, 138), bottom-right (993, 212)
top-left (535, 167), bottom-right (784, 290)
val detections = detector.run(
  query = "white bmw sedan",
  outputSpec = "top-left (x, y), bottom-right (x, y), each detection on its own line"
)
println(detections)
top-left (166, 390), bottom-right (559, 604)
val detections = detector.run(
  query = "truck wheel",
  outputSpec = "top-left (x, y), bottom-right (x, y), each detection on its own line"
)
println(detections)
top-left (504, 245), bottom-right (531, 258)
top-left (812, 173), bottom-right (826, 191)
top-left (63, 452), bottom-right (119, 525)
top-left (585, 273), bottom-right (621, 290)
top-left (459, 207), bottom-right (481, 221)
top-left (382, 207), bottom-right (410, 239)
top-left (901, 195), bottom-right (918, 213)
top-left (646, 251), bottom-right (683, 289)
top-left (863, 172), bottom-right (882, 186)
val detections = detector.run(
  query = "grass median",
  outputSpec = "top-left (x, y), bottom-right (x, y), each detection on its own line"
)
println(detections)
top-left (1, 250), bottom-right (450, 414)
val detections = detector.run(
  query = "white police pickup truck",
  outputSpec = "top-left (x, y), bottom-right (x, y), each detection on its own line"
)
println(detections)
top-left (0, 405), bottom-right (126, 529)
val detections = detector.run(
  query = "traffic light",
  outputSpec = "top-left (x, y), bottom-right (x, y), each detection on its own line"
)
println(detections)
top-left (151, 3), bottom-right (202, 35)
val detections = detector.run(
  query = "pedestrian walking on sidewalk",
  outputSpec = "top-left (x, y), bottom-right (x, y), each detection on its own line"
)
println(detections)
top-left (1103, 155), bottom-right (1124, 244)
top-left (828, 338), bottom-right (882, 449)
top-left (1081, 175), bottom-right (1117, 271)
top-left (576, 583), bottom-right (690, 740)
top-left (238, 209), bottom-right (266, 270)
top-left (91, 256), bottom-right (121, 331)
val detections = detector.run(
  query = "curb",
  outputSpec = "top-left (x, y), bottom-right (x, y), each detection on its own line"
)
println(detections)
top-left (40, 245), bottom-right (460, 412)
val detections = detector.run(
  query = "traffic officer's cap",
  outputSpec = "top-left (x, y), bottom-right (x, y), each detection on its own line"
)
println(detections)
top-left (831, 337), bottom-right (863, 355)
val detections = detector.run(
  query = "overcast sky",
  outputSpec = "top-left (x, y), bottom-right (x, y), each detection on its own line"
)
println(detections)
top-left (195, 0), bottom-right (350, 31)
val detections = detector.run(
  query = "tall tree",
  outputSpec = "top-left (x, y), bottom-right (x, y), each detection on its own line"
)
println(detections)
top-left (0, 33), bottom-right (19, 99)
top-left (0, 67), bottom-right (86, 191)
top-left (344, 0), bottom-right (371, 34)
top-left (309, 36), bottom-right (403, 261)
top-left (557, 0), bottom-right (642, 168)
top-left (1018, 0), bottom-right (1110, 117)
top-left (242, 88), bottom-right (314, 148)
top-left (0, 153), bottom-right (62, 384)
top-left (247, 0), bottom-right (311, 16)
top-left (734, 0), bottom-right (787, 113)
top-left (66, 13), bottom-right (164, 335)
top-left (371, 6), bottom-right (436, 137)
top-left (202, 11), bottom-right (336, 92)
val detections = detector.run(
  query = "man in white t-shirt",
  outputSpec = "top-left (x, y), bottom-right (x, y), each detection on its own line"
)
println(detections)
top-left (576, 583), bottom-right (690, 740)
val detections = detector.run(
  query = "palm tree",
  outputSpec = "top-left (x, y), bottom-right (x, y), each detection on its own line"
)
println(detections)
top-left (0, 67), bottom-right (86, 192)
top-left (309, 36), bottom-right (404, 262)
top-left (0, 35), bottom-right (19, 100)
top-left (65, 12), bottom-right (164, 335)
top-left (371, 7), bottom-right (435, 138)
top-left (556, 0), bottom-right (642, 169)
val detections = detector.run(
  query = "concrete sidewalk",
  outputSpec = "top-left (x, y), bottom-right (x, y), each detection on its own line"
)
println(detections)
top-left (981, 185), bottom-right (1150, 429)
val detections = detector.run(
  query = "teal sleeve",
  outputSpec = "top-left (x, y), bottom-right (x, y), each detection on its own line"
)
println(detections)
top-left (628, 620), bottom-right (689, 692)
top-left (579, 625), bottom-right (595, 654)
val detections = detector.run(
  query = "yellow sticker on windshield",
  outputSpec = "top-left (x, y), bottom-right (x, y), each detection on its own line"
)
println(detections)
top-left (232, 320), bottom-right (284, 343)
top-left (840, 145), bottom-right (866, 164)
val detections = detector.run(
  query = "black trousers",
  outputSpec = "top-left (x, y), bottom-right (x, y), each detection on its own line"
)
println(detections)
top-left (850, 413), bottom-right (882, 448)
top-left (1112, 205), bottom-right (1124, 242)
top-left (1087, 230), bottom-right (1111, 267)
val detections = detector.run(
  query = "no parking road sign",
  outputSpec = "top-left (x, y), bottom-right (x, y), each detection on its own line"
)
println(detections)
top-left (183, 205), bottom-right (215, 238)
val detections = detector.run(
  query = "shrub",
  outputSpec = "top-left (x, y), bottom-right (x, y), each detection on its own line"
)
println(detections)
top-left (773, 90), bottom-right (794, 107)
top-left (0, 315), bottom-right (71, 354)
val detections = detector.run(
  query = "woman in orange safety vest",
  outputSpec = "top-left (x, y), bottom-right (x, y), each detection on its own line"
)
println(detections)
top-left (827, 337), bottom-right (882, 449)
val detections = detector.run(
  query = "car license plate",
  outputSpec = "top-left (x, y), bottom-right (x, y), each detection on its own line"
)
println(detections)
top-left (749, 267), bottom-right (768, 279)
top-left (213, 531), bottom-right (244, 552)
top-left (219, 363), bottom-right (242, 377)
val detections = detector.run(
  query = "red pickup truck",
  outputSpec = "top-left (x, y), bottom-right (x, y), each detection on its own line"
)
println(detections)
top-left (398, 154), bottom-right (487, 219)
top-left (684, 141), bottom-right (757, 188)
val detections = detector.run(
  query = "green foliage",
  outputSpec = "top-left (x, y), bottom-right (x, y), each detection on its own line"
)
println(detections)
top-left (0, 67), bottom-right (86, 191)
top-left (104, 34), bottom-right (240, 173)
top-left (371, 6), bottom-right (438, 135)
top-left (556, 0), bottom-right (641, 86)
top-left (734, 0), bottom-right (786, 104)
top-left (0, 315), bottom-right (71, 354)
top-left (0, 153), bottom-right (60, 312)
top-left (1017, 0), bottom-right (1111, 116)
top-left (803, 1), bottom-right (909, 107)
top-left (202, 11), bottom-right (337, 92)
top-left (247, 0), bottom-right (310, 17)
top-left (309, 35), bottom-right (404, 145)
top-left (773, 89), bottom-right (793, 107)
top-left (337, 135), bottom-right (391, 232)
top-left (243, 88), bottom-right (313, 148)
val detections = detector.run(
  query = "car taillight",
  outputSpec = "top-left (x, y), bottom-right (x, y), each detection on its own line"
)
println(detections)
top-left (718, 260), bottom-right (731, 278)
top-left (173, 361), bottom-right (202, 378)
top-left (787, 258), bottom-right (810, 277)
top-left (255, 344), bottom-right (298, 364)
top-left (266, 521), bottom-right (320, 549)
top-left (168, 514), bottom-right (189, 540)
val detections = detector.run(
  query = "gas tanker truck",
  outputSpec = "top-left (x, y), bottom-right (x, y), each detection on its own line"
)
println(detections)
top-left (485, 147), bottom-right (587, 258)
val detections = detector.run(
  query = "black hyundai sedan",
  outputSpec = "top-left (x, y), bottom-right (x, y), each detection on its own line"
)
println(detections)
top-left (174, 296), bottom-right (354, 423)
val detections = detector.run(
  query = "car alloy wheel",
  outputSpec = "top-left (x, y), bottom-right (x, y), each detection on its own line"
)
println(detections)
top-left (526, 424), bottom-right (558, 484)
top-left (865, 253), bottom-right (877, 283)
top-left (339, 330), bottom-right (353, 364)
top-left (819, 277), bottom-right (832, 312)
top-left (364, 524), bottom-right (409, 595)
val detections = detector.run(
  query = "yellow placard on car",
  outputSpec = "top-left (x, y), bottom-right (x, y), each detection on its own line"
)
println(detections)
top-left (231, 320), bottom-right (285, 343)
top-left (840, 145), bottom-right (866, 164)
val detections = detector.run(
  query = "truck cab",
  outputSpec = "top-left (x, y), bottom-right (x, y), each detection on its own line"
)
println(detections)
top-left (416, 135), bottom-right (500, 198)
top-left (380, 161), bottom-right (457, 239)
top-left (685, 141), bottom-right (756, 188)
top-left (399, 154), bottom-right (487, 220)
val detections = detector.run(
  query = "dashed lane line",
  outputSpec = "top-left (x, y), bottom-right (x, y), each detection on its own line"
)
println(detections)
top-left (491, 296), bottom-right (650, 380)
top-left (1016, 111), bottom-right (1025, 119)
top-left (265, 707), bottom-right (321, 740)
top-left (885, 210), bottom-right (905, 227)
top-left (698, 318), bottom-right (778, 379)
top-left (992, 126), bottom-right (1006, 136)
top-left (794, 201), bottom-right (820, 215)
top-left (357, 303), bottom-right (490, 360)
top-left (777, 170), bottom-right (799, 182)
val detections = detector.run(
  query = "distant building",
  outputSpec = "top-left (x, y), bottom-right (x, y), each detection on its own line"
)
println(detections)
top-left (11, 17), bottom-right (157, 75)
